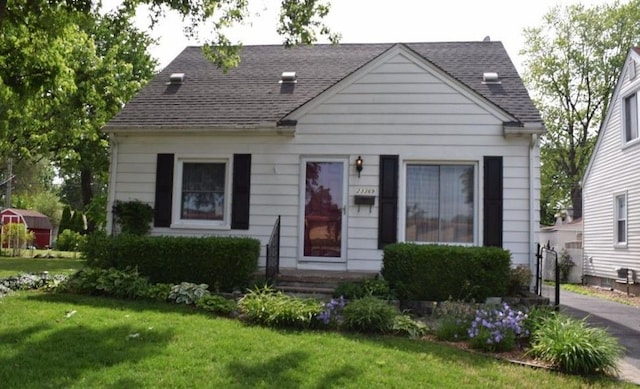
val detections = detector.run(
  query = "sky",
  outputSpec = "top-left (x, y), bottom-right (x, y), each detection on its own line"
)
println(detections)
top-left (112, 0), bottom-right (616, 73)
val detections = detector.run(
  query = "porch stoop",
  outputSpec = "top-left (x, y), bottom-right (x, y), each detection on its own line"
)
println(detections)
top-left (274, 269), bottom-right (378, 298)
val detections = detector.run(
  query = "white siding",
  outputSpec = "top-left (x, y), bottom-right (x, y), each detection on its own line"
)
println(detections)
top-left (584, 57), bottom-right (640, 280)
top-left (109, 51), bottom-right (538, 271)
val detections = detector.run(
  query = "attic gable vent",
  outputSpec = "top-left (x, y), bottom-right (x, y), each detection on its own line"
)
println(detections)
top-left (629, 59), bottom-right (636, 80)
top-left (482, 72), bottom-right (500, 84)
top-left (280, 71), bottom-right (297, 84)
top-left (168, 73), bottom-right (185, 85)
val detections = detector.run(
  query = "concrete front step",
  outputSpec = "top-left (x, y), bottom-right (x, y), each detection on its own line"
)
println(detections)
top-left (274, 269), bottom-right (378, 298)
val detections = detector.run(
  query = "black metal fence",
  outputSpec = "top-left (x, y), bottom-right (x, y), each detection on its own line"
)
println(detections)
top-left (265, 215), bottom-right (281, 282)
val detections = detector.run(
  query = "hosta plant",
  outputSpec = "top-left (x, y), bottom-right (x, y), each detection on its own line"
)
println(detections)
top-left (168, 282), bottom-right (210, 305)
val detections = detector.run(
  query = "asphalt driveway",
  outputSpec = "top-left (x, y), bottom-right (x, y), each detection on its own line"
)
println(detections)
top-left (554, 288), bottom-right (640, 384)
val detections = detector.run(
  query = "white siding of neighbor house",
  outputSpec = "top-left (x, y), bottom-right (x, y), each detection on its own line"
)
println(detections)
top-left (583, 57), bottom-right (640, 282)
top-left (108, 50), bottom-right (539, 272)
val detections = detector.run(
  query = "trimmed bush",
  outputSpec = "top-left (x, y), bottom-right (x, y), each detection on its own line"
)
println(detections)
top-left (82, 234), bottom-right (260, 292)
top-left (527, 312), bottom-right (624, 376)
top-left (381, 243), bottom-right (511, 301)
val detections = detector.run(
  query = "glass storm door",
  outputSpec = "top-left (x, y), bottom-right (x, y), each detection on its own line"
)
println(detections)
top-left (302, 159), bottom-right (347, 261)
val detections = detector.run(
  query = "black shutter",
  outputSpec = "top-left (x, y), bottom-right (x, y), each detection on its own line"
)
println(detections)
top-left (231, 154), bottom-right (251, 230)
top-left (378, 155), bottom-right (399, 249)
top-left (154, 153), bottom-right (174, 227)
top-left (483, 156), bottom-right (503, 247)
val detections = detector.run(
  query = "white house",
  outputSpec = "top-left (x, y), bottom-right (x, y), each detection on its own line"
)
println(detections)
top-left (583, 47), bottom-right (640, 293)
top-left (104, 42), bottom-right (544, 274)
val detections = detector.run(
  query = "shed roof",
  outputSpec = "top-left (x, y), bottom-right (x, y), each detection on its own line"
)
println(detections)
top-left (105, 42), bottom-right (542, 130)
top-left (1, 208), bottom-right (53, 230)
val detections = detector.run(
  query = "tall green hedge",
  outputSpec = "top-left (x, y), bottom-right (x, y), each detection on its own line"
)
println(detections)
top-left (381, 243), bottom-right (511, 302)
top-left (82, 233), bottom-right (260, 292)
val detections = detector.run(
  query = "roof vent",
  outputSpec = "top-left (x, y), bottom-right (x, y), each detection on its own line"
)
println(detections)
top-left (482, 72), bottom-right (500, 84)
top-left (168, 73), bottom-right (185, 85)
top-left (280, 71), bottom-right (297, 84)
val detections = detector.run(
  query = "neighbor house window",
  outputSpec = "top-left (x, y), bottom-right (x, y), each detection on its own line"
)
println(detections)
top-left (405, 164), bottom-right (475, 244)
top-left (175, 159), bottom-right (228, 225)
top-left (624, 93), bottom-right (639, 143)
top-left (615, 193), bottom-right (627, 245)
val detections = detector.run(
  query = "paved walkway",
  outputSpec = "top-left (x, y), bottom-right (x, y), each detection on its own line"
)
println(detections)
top-left (545, 287), bottom-right (640, 385)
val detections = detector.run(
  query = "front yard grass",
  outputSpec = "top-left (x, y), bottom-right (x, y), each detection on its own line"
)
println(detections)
top-left (0, 255), bottom-right (84, 278)
top-left (0, 291), bottom-right (630, 389)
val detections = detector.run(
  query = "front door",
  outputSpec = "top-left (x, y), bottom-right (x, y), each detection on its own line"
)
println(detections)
top-left (301, 158), bottom-right (347, 262)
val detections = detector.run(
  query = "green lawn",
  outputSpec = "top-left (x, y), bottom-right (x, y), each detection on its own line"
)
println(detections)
top-left (0, 255), bottom-right (84, 278)
top-left (0, 291), bottom-right (630, 389)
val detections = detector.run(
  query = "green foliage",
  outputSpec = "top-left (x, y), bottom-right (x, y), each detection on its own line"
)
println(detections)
top-left (168, 282), bottom-right (210, 305)
top-left (341, 296), bottom-right (398, 334)
top-left (112, 200), bottom-right (154, 236)
top-left (238, 284), bottom-right (323, 329)
top-left (55, 229), bottom-right (85, 252)
top-left (81, 234), bottom-right (260, 292)
top-left (392, 314), bottom-right (429, 339)
top-left (196, 294), bottom-right (237, 316)
top-left (60, 267), bottom-right (150, 299)
top-left (467, 303), bottom-right (528, 353)
top-left (506, 265), bottom-right (533, 296)
top-left (1, 223), bottom-right (34, 256)
top-left (522, 1), bottom-right (640, 221)
top-left (59, 207), bottom-right (72, 235)
top-left (382, 243), bottom-right (511, 301)
top-left (527, 312), bottom-right (624, 376)
top-left (139, 283), bottom-right (172, 302)
top-left (334, 278), bottom-right (390, 299)
top-left (557, 249), bottom-right (576, 283)
top-left (433, 300), bottom-right (478, 341)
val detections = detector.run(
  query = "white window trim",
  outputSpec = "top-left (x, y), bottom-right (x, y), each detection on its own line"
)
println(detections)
top-left (398, 160), bottom-right (478, 246)
top-left (613, 191), bottom-right (628, 248)
top-left (622, 90), bottom-right (640, 148)
top-left (171, 155), bottom-right (233, 230)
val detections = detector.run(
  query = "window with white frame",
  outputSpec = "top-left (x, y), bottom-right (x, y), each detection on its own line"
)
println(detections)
top-left (176, 160), bottom-right (228, 225)
top-left (405, 164), bottom-right (475, 244)
top-left (615, 193), bottom-right (627, 245)
top-left (624, 93), bottom-right (639, 143)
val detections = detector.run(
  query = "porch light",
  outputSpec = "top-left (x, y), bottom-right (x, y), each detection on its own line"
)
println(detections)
top-left (355, 156), bottom-right (363, 177)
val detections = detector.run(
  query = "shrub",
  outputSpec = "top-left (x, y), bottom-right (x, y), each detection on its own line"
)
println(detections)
top-left (55, 229), bottom-right (86, 252)
top-left (382, 243), bottom-right (511, 301)
top-left (527, 312), bottom-right (624, 376)
top-left (196, 294), bottom-right (237, 316)
top-left (341, 296), bottom-right (398, 333)
top-left (467, 303), bottom-right (528, 352)
top-left (334, 278), bottom-right (390, 299)
top-left (506, 265), bottom-right (533, 296)
top-left (112, 200), bottom-right (154, 236)
top-left (81, 234), bottom-right (260, 292)
top-left (238, 285), bottom-right (324, 329)
top-left (168, 282), bottom-right (210, 305)
top-left (557, 249), bottom-right (576, 283)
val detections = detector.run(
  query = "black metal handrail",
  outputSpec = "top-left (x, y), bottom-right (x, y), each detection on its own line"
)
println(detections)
top-left (265, 215), bottom-right (281, 282)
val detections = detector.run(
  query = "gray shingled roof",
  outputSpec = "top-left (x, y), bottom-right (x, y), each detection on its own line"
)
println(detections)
top-left (105, 42), bottom-right (541, 130)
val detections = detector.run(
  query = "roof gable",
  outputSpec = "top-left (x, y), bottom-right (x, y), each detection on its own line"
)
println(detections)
top-left (105, 42), bottom-right (541, 131)
top-left (1, 208), bottom-right (52, 230)
top-left (583, 48), bottom-right (640, 188)
top-left (285, 43), bottom-right (517, 123)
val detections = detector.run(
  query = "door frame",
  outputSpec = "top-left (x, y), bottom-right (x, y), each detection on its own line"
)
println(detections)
top-left (298, 156), bottom-right (348, 264)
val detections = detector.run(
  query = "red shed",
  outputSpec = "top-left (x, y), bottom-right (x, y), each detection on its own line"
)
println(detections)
top-left (1, 208), bottom-right (53, 249)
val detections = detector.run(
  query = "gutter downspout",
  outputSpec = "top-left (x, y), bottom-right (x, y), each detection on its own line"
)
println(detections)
top-left (106, 134), bottom-right (119, 235)
top-left (529, 134), bottom-right (538, 282)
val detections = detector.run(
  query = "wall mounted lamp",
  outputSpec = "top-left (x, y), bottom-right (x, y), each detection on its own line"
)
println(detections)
top-left (355, 156), bottom-right (363, 178)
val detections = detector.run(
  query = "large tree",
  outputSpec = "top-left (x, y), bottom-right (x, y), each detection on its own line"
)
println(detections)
top-left (521, 0), bottom-right (640, 223)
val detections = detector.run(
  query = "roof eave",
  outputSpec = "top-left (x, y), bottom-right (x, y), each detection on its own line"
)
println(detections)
top-left (503, 121), bottom-right (546, 137)
top-left (103, 122), bottom-right (297, 136)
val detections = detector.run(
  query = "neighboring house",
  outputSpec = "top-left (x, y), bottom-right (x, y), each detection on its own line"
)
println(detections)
top-left (104, 42), bottom-right (544, 274)
top-left (583, 47), bottom-right (640, 294)
top-left (0, 208), bottom-right (53, 249)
